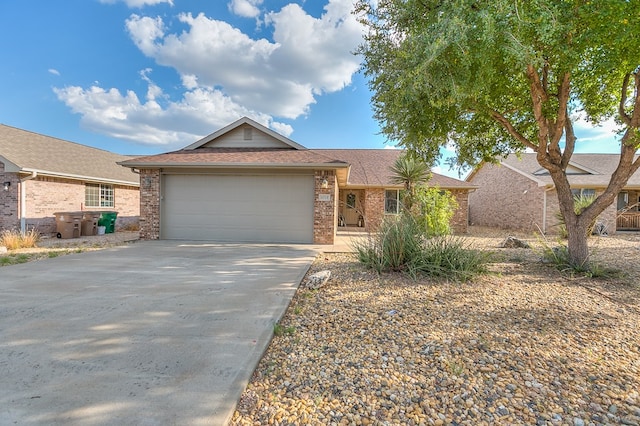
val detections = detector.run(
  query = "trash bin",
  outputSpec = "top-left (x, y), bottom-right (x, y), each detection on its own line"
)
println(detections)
top-left (54, 212), bottom-right (83, 239)
top-left (98, 211), bottom-right (118, 234)
top-left (81, 211), bottom-right (101, 236)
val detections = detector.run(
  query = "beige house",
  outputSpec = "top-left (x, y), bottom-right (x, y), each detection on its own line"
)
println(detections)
top-left (120, 117), bottom-right (475, 244)
top-left (466, 153), bottom-right (640, 234)
top-left (0, 125), bottom-right (140, 235)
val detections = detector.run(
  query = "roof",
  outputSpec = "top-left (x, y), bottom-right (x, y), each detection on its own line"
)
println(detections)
top-left (0, 124), bottom-right (139, 186)
top-left (184, 116), bottom-right (306, 150)
top-left (316, 149), bottom-right (476, 189)
top-left (119, 147), bottom-right (348, 168)
top-left (120, 117), bottom-right (474, 190)
top-left (490, 153), bottom-right (640, 188)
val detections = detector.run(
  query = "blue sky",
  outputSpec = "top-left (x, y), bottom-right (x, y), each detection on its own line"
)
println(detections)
top-left (0, 0), bottom-right (624, 178)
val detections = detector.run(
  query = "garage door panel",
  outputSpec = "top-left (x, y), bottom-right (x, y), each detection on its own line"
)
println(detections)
top-left (162, 174), bottom-right (314, 243)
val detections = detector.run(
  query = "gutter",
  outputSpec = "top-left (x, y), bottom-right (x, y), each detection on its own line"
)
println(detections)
top-left (20, 171), bottom-right (38, 233)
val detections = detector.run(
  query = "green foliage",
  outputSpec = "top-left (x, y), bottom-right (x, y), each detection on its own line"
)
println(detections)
top-left (411, 186), bottom-right (458, 237)
top-left (273, 323), bottom-right (296, 337)
top-left (539, 242), bottom-right (618, 279)
top-left (390, 153), bottom-right (430, 210)
top-left (355, 214), bottom-right (423, 273)
top-left (356, 0), bottom-right (640, 167)
top-left (354, 215), bottom-right (489, 280)
top-left (556, 194), bottom-right (597, 238)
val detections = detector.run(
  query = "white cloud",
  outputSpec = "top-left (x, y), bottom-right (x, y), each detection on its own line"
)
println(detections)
top-left (573, 115), bottom-right (623, 153)
top-left (228, 0), bottom-right (263, 18)
top-left (54, 73), bottom-right (291, 148)
top-left (48, 68), bottom-right (60, 76)
top-left (99, 0), bottom-right (174, 7)
top-left (56, 1), bottom-right (364, 147)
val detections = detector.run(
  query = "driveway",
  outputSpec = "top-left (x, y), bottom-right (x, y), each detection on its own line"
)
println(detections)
top-left (0, 241), bottom-right (317, 425)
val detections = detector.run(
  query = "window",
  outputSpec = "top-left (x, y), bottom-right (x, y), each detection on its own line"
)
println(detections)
top-left (571, 188), bottom-right (595, 198)
top-left (85, 183), bottom-right (114, 208)
top-left (346, 193), bottom-right (356, 209)
top-left (385, 190), bottom-right (399, 214)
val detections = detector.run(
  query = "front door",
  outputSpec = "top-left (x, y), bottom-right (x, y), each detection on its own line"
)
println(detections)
top-left (342, 191), bottom-right (360, 226)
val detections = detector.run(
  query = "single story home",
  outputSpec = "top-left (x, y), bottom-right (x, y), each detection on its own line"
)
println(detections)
top-left (0, 124), bottom-right (140, 235)
top-left (466, 153), bottom-right (640, 234)
top-left (120, 117), bottom-right (476, 244)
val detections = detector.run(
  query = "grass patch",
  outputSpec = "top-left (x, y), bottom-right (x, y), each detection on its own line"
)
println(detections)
top-left (539, 241), bottom-right (621, 279)
top-left (273, 323), bottom-right (296, 337)
top-left (0, 228), bottom-right (40, 250)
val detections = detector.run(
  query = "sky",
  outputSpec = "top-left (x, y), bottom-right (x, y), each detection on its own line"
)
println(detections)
top-left (0, 0), bottom-right (625, 179)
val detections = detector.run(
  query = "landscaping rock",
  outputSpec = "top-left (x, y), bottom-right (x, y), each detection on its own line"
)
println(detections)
top-left (303, 270), bottom-right (331, 289)
top-left (0, 246), bottom-right (7, 254)
top-left (498, 236), bottom-right (531, 248)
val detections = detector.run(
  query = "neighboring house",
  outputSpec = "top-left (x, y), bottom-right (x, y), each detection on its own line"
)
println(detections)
top-left (0, 124), bottom-right (140, 235)
top-left (466, 153), bottom-right (640, 234)
top-left (120, 117), bottom-right (475, 244)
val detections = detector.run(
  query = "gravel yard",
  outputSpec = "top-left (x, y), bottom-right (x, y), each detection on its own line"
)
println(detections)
top-left (231, 230), bottom-right (640, 426)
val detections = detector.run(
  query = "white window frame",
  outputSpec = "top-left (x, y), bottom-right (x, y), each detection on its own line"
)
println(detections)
top-left (571, 188), bottom-right (596, 198)
top-left (385, 189), bottom-right (400, 214)
top-left (85, 183), bottom-right (115, 208)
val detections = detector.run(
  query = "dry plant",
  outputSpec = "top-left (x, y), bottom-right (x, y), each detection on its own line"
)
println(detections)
top-left (0, 228), bottom-right (40, 250)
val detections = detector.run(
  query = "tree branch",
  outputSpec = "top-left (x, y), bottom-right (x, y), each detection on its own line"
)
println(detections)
top-left (561, 113), bottom-right (575, 170)
top-left (526, 64), bottom-right (551, 152)
top-left (488, 109), bottom-right (537, 150)
top-left (619, 72), bottom-right (632, 126)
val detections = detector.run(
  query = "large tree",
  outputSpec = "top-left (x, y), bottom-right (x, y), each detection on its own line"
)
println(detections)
top-left (356, 0), bottom-right (640, 267)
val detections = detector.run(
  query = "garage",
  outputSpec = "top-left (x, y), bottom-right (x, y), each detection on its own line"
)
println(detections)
top-left (161, 173), bottom-right (315, 243)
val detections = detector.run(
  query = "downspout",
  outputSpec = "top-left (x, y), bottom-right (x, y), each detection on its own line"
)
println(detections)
top-left (20, 171), bottom-right (38, 232)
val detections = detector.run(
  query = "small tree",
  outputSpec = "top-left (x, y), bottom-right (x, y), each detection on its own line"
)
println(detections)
top-left (356, 0), bottom-right (640, 268)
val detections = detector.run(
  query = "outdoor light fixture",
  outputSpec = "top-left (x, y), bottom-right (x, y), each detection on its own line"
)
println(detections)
top-left (3, 181), bottom-right (10, 191)
top-left (321, 178), bottom-right (329, 189)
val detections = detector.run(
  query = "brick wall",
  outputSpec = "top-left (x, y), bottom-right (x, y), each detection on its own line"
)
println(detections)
top-left (313, 170), bottom-right (336, 244)
top-left (0, 162), bottom-right (20, 231)
top-left (139, 169), bottom-right (161, 240)
top-left (469, 163), bottom-right (547, 233)
top-left (450, 190), bottom-right (469, 234)
top-left (23, 177), bottom-right (140, 235)
top-left (364, 188), bottom-right (385, 232)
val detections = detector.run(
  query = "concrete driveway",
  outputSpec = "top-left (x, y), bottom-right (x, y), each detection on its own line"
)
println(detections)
top-left (0, 241), bottom-right (317, 425)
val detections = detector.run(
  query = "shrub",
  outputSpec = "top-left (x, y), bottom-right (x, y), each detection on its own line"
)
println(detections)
top-left (411, 186), bottom-right (458, 237)
top-left (0, 228), bottom-right (40, 250)
top-left (354, 215), bottom-right (489, 280)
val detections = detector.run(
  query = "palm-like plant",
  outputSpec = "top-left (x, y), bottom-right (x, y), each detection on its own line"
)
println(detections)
top-left (390, 154), bottom-right (431, 210)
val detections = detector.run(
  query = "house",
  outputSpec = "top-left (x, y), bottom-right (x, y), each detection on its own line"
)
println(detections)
top-left (0, 124), bottom-right (140, 235)
top-left (119, 117), bottom-right (475, 244)
top-left (466, 153), bottom-right (640, 234)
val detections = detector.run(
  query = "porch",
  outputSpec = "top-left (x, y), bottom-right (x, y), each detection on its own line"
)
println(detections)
top-left (617, 212), bottom-right (640, 231)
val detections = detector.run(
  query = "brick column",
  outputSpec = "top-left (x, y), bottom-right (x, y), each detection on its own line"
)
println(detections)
top-left (313, 170), bottom-right (336, 244)
top-left (451, 190), bottom-right (469, 234)
top-left (139, 169), bottom-right (161, 240)
top-left (0, 162), bottom-right (20, 231)
top-left (364, 188), bottom-right (385, 232)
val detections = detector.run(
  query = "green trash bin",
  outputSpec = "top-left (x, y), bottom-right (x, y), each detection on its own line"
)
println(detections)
top-left (98, 211), bottom-right (118, 234)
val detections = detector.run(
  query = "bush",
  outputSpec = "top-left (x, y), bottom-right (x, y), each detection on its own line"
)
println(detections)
top-left (354, 215), bottom-right (489, 280)
top-left (411, 186), bottom-right (458, 237)
top-left (0, 228), bottom-right (39, 250)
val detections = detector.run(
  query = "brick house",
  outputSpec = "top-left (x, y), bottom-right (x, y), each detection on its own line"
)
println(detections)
top-left (120, 117), bottom-right (475, 244)
top-left (0, 125), bottom-right (140, 235)
top-left (466, 153), bottom-right (640, 234)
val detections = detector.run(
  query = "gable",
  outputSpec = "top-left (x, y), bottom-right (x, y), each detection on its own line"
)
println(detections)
top-left (199, 124), bottom-right (294, 149)
top-left (533, 163), bottom-right (598, 176)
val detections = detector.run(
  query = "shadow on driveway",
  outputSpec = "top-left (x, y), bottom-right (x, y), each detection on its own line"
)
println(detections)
top-left (0, 241), bottom-right (317, 425)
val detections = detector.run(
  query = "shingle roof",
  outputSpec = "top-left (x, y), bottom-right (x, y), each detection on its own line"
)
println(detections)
top-left (317, 149), bottom-right (477, 189)
top-left (498, 153), bottom-right (640, 188)
top-left (119, 147), bottom-right (349, 167)
top-left (0, 124), bottom-right (139, 185)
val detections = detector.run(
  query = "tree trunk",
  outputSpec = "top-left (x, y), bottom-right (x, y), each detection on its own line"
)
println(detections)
top-left (564, 215), bottom-right (590, 267)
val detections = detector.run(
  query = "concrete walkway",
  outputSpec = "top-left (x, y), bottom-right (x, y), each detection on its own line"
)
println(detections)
top-left (0, 241), bottom-right (317, 425)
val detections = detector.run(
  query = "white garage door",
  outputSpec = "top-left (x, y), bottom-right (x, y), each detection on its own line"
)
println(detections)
top-left (162, 174), bottom-right (314, 243)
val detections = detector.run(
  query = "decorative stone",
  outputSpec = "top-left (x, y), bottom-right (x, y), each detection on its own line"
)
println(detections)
top-left (0, 246), bottom-right (7, 254)
top-left (304, 270), bottom-right (331, 289)
top-left (498, 236), bottom-right (531, 249)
